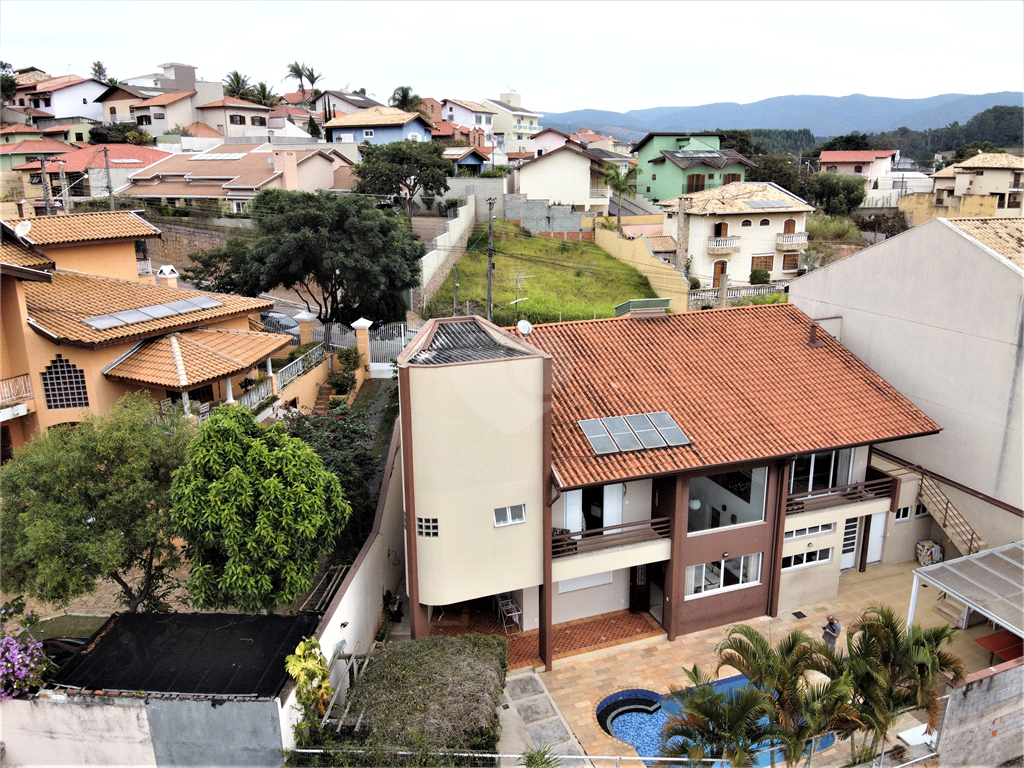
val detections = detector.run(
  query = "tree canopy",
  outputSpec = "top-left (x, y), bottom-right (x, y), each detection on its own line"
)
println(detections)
top-left (802, 172), bottom-right (866, 215)
top-left (354, 139), bottom-right (454, 218)
top-left (0, 61), bottom-right (16, 103)
top-left (809, 133), bottom-right (872, 158)
top-left (388, 85), bottom-right (425, 115)
top-left (90, 61), bottom-right (108, 81)
top-left (88, 121), bottom-right (154, 145)
top-left (951, 140), bottom-right (1005, 162)
top-left (0, 393), bottom-right (194, 612)
top-left (170, 405), bottom-right (351, 613)
top-left (746, 154), bottom-right (800, 193)
top-left (250, 81), bottom-right (281, 107)
top-left (603, 161), bottom-right (641, 228)
top-left (716, 129), bottom-right (765, 157)
top-left (223, 70), bottom-right (255, 101)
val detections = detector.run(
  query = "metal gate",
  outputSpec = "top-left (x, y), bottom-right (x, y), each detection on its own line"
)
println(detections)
top-left (367, 322), bottom-right (407, 377)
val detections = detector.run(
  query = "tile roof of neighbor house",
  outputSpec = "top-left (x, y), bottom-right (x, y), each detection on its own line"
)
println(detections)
top-left (655, 148), bottom-right (757, 171)
top-left (661, 182), bottom-right (814, 215)
top-left (183, 121), bottom-right (223, 138)
top-left (0, 231), bottom-right (55, 270)
top-left (515, 304), bottom-right (940, 488)
top-left (0, 124), bottom-right (41, 135)
top-left (443, 147), bottom-right (489, 162)
top-left (93, 83), bottom-right (155, 101)
top-left (324, 105), bottom-right (432, 129)
top-left (931, 165), bottom-right (958, 179)
top-left (318, 90), bottom-right (385, 109)
top-left (4, 106), bottom-right (53, 118)
top-left (632, 132), bottom-right (726, 154)
top-left (443, 98), bottom-right (498, 114)
top-left (133, 90), bottom-right (197, 108)
top-left (7, 211), bottom-right (160, 245)
top-left (0, 138), bottom-right (78, 156)
top-left (13, 144), bottom-right (171, 173)
top-left (16, 74), bottom-right (92, 94)
top-left (268, 105), bottom-right (313, 120)
top-left (431, 120), bottom-right (471, 138)
top-left (954, 152), bottom-right (1024, 170)
top-left (944, 218), bottom-right (1024, 270)
top-left (819, 150), bottom-right (897, 163)
top-left (533, 127), bottom-right (580, 143)
top-left (484, 98), bottom-right (541, 116)
top-left (24, 271), bottom-right (274, 348)
top-left (280, 90), bottom-right (305, 104)
top-left (104, 328), bottom-right (293, 389)
top-left (644, 235), bottom-right (677, 252)
top-left (196, 96), bottom-right (271, 111)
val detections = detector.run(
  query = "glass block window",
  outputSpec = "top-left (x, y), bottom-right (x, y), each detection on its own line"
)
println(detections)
top-left (416, 517), bottom-right (438, 537)
top-left (41, 355), bottom-right (89, 409)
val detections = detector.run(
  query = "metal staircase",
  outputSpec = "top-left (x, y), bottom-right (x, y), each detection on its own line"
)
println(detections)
top-left (918, 473), bottom-right (986, 555)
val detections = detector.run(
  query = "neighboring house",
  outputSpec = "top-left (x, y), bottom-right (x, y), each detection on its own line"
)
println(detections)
top-left (38, 123), bottom-right (93, 144)
top-left (584, 146), bottom-right (632, 174)
top-left (12, 144), bottom-right (171, 213)
top-left (483, 93), bottom-right (542, 154)
top-left (396, 308), bottom-right (937, 669)
top-left (928, 153), bottom-right (1024, 219)
top-left (819, 150), bottom-right (897, 188)
top-left (477, 145), bottom-right (509, 170)
top-left (0, 138), bottom-right (78, 199)
top-left (505, 150), bottom-right (534, 167)
top-left (129, 90), bottom-right (199, 134)
top-left (323, 106), bottom-right (434, 147)
top-left (195, 97), bottom-right (273, 137)
top-left (122, 143), bottom-right (352, 212)
top-left (182, 120), bottom-right (224, 138)
top-left (12, 67), bottom-right (49, 86)
top-left (790, 217), bottom-right (1024, 561)
top-left (440, 99), bottom-right (497, 146)
top-left (312, 90), bottom-right (385, 117)
top-left (532, 127), bottom-right (581, 157)
top-left (443, 147), bottom-right (489, 175)
top-left (515, 144), bottom-right (610, 211)
top-left (93, 83), bottom-right (167, 125)
top-left (419, 97), bottom-right (444, 124)
top-left (633, 133), bottom-right (754, 202)
top-left (577, 127), bottom-right (626, 154)
top-left (123, 62), bottom-right (223, 103)
top-left (0, 211), bottom-right (297, 457)
top-left (1, 106), bottom-right (53, 125)
top-left (6, 75), bottom-right (107, 121)
top-left (664, 181), bottom-right (812, 287)
top-left (1, 124), bottom-right (43, 143)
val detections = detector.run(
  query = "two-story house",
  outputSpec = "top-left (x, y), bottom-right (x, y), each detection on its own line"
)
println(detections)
top-left (323, 106), bottom-right (434, 148)
top-left (483, 94), bottom-right (542, 154)
top-left (515, 144), bottom-right (610, 212)
top-left (396, 306), bottom-right (938, 670)
top-left (440, 99), bottom-right (498, 146)
top-left (663, 181), bottom-right (812, 287)
top-left (6, 75), bottom-right (107, 122)
top-left (312, 90), bottom-right (385, 117)
top-left (0, 137), bottom-right (77, 201)
top-left (634, 133), bottom-right (755, 203)
top-left (929, 153), bottom-right (1024, 219)
top-left (819, 150), bottom-right (897, 188)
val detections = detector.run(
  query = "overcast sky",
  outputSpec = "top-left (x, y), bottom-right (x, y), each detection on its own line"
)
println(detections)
top-left (2, 1), bottom-right (1022, 114)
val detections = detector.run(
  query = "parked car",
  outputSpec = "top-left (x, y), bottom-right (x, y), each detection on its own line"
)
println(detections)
top-left (260, 311), bottom-right (300, 340)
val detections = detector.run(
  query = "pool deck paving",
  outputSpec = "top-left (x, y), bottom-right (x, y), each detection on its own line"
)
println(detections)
top-left (538, 560), bottom-right (995, 762)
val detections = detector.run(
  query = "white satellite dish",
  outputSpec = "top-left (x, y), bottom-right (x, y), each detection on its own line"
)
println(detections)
top-left (14, 220), bottom-right (32, 239)
top-left (267, 156), bottom-right (275, 164)
top-left (517, 319), bottom-right (532, 337)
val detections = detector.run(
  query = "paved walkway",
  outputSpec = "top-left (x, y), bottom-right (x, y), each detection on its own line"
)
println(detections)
top-left (539, 560), bottom-right (996, 761)
top-left (499, 670), bottom-right (587, 758)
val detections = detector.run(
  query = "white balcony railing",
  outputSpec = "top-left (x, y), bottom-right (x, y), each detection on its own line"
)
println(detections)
top-left (0, 374), bottom-right (32, 406)
top-left (589, 188), bottom-right (610, 198)
top-left (776, 232), bottom-right (809, 249)
top-left (276, 343), bottom-right (326, 392)
top-left (707, 236), bottom-right (741, 253)
top-left (237, 377), bottom-right (274, 412)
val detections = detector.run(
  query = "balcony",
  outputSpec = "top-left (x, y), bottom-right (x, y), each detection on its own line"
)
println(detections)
top-left (776, 232), bottom-right (809, 250)
top-left (707, 236), bottom-right (741, 254)
top-left (785, 476), bottom-right (896, 516)
top-left (513, 123), bottom-right (541, 134)
top-left (0, 374), bottom-right (33, 407)
top-left (552, 517), bottom-right (671, 559)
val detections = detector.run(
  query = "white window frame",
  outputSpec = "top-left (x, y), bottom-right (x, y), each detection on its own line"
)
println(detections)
top-left (781, 548), bottom-right (833, 571)
top-left (685, 552), bottom-right (762, 599)
top-left (407, 132), bottom-right (421, 142)
top-left (915, 503), bottom-right (929, 518)
top-left (895, 506), bottom-right (911, 521)
top-left (494, 504), bottom-right (526, 528)
top-left (363, 129), bottom-right (374, 139)
top-left (784, 522), bottom-right (835, 540)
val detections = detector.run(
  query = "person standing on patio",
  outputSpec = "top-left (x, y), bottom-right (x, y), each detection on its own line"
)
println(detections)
top-left (822, 615), bottom-right (841, 649)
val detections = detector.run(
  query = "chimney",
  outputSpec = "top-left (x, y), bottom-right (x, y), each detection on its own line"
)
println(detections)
top-left (808, 322), bottom-right (825, 348)
top-left (156, 264), bottom-right (179, 289)
top-left (275, 150), bottom-right (300, 190)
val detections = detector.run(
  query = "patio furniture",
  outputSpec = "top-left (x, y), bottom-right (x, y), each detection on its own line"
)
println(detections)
top-left (975, 628), bottom-right (1023, 666)
top-left (499, 598), bottom-right (521, 635)
top-left (493, 592), bottom-right (511, 612)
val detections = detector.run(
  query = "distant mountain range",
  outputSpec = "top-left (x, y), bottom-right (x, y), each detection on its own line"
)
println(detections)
top-left (539, 92), bottom-right (1024, 141)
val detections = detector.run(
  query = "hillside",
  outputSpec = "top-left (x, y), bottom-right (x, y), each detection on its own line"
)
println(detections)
top-left (424, 222), bottom-right (656, 326)
top-left (540, 91), bottom-right (1023, 139)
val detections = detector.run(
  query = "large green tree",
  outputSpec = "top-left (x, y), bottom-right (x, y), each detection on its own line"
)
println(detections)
top-left (951, 140), bottom-right (1005, 162)
top-left (250, 81), bottom-right (281, 107)
top-left (1, 61), bottom-right (16, 103)
top-left (287, 61), bottom-right (308, 103)
top-left (809, 133), bottom-right (873, 158)
top-left (354, 139), bottom-right (453, 218)
top-left (746, 155), bottom-right (800, 194)
top-left (603, 161), bottom-right (641, 229)
top-left (803, 172), bottom-right (866, 215)
top-left (0, 393), bottom-right (194, 612)
top-left (388, 85), bottom-right (426, 116)
top-left (223, 70), bottom-right (255, 101)
top-left (170, 406), bottom-right (351, 613)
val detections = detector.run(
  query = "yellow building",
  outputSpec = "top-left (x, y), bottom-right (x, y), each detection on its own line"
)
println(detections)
top-left (900, 153), bottom-right (1024, 226)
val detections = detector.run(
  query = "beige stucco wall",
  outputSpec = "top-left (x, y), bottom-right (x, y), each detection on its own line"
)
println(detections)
top-left (594, 228), bottom-right (689, 313)
top-left (295, 154), bottom-right (337, 192)
top-left (41, 241), bottom-right (142, 281)
top-left (409, 356), bottom-right (546, 606)
top-left (553, 567), bottom-right (631, 623)
top-left (681, 211), bottom-right (808, 286)
top-left (519, 150), bottom-right (594, 209)
top-left (275, 354), bottom-right (330, 411)
top-left (898, 192), bottom-right (998, 227)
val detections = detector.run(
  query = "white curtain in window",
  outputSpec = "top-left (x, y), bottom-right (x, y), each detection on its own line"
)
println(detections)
top-left (603, 483), bottom-right (623, 534)
top-left (836, 448), bottom-right (853, 486)
top-left (564, 490), bottom-right (583, 539)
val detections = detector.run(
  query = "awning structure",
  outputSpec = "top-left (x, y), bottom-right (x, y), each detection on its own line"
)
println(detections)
top-left (908, 541), bottom-right (1023, 635)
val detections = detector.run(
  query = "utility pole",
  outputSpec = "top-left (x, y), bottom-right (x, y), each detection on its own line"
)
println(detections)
top-left (39, 156), bottom-right (53, 216)
top-left (452, 263), bottom-right (458, 316)
top-left (57, 161), bottom-right (72, 214)
top-left (486, 197), bottom-right (496, 322)
top-left (103, 146), bottom-right (115, 211)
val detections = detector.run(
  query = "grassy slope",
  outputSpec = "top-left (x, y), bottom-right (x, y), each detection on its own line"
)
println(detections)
top-left (425, 221), bottom-right (656, 325)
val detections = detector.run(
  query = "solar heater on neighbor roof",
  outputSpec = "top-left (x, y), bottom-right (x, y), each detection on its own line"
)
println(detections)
top-left (82, 314), bottom-right (128, 330)
top-left (647, 411), bottom-right (691, 446)
top-left (185, 296), bottom-right (223, 309)
top-left (136, 304), bottom-right (178, 319)
top-left (624, 414), bottom-right (667, 449)
top-left (601, 416), bottom-right (643, 452)
top-left (110, 309), bottom-right (156, 324)
top-left (578, 419), bottom-right (618, 455)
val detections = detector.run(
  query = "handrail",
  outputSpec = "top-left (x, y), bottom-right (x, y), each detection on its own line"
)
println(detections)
top-left (277, 343), bottom-right (326, 391)
top-left (786, 477), bottom-right (894, 514)
top-left (237, 377), bottom-right (274, 411)
top-left (552, 516), bottom-right (671, 558)
top-left (0, 373), bottom-right (33, 406)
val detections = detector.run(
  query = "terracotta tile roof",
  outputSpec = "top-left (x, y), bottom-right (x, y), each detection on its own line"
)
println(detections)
top-left (7, 211), bottom-right (159, 245)
top-left (644, 235), bottom-right (677, 252)
top-left (13, 144), bottom-right (170, 173)
top-left (133, 90), bottom-right (196, 108)
top-left (0, 229), bottom-right (54, 269)
top-left (104, 328), bottom-right (293, 389)
top-left (196, 96), bottom-right (271, 111)
top-left (280, 91), bottom-right (305, 104)
top-left (944, 218), bottom-right (1024, 270)
top-left (324, 106), bottom-right (431, 129)
top-left (24, 271), bottom-right (274, 348)
top-left (0, 138), bottom-right (77, 156)
top-left (16, 74), bottom-right (90, 94)
top-left (5, 106), bottom-right (53, 118)
top-left (183, 121), bottom-right (223, 138)
top-left (668, 182), bottom-right (813, 215)
top-left (0, 124), bottom-right (41, 135)
top-left (442, 98), bottom-right (498, 114)
top-left (517, 304), bottom-right (939, 488)
top-left (431, 120), bottom-right (471, 138)
top-left (954, 152), bottom-right (1024, 170)
top-left (267, 105), bottom-right (312, 120)
top-left (819, 150), bottom-right (896, 162)
top-left (931, 165), bottom-right (958, 179)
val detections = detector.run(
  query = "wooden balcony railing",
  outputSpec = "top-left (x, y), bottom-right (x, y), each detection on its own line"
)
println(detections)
top-left (552, 516), bottom-right (671, 559)
top-left (0, 374), bottom-right (33, 406)
top-left (786, 476), bottom-right (896, 515)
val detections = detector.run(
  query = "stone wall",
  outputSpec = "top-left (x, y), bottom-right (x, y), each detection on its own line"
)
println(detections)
top-left (938, 657), bottom-right (1024, 768)
top-left (144, 219), bottom-right (256, 271)
top-left (504, 195), bottom-right (594, 234)
top-left (412, 177), bottom-right (506, 223)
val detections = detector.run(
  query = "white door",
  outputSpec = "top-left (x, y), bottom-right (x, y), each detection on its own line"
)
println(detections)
top-left (840, 517), bottom-right (859, 570)
top-left (604, 483), bottom-right (623, 534)
top-left (866, 511), bottom-right (885, 563)
top-left (564, 490), bottom-right (583, 539)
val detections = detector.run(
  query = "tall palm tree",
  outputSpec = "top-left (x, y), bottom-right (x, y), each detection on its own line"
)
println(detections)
top-left (286, 61), bottom-right (307, 104)
top-left (303, 66), bottom-right (324, 102)
top-left (388, 85), bottom-right (426, 116)
top-left (716, 625), bottom-right (861, 768)
top-left (250, 82), bottom-right (281, 108)
top-left (223, 70), bottom-right (255, 101)
top-left (603, 161), bottom-right (642, 230)
top-left (661, 664), bottom-right (780, 767)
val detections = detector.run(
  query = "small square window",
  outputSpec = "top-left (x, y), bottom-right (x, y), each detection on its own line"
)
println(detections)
top-left (651, 173), bottom-right (657, 180)
top-left (915, 504), bottom-right (929, 518)
top-left (895, 506), bottom-right (911, 521)
top-left (229, 114), bottom-right (245, 125)
top-left (475, 115), bottom-right (482, 124)
top-left (363, 129), bottom-right (374, 138)
top-left (509, 504), bottom-right (526, 524)
top-left (494, 504), bottom-right (526, 527)
top-left (416, 517), bottom-right (438, 537)
top-left (493, 506), bottom-right (509, 526)
top-left (485, 116), bottom-right (492, 125)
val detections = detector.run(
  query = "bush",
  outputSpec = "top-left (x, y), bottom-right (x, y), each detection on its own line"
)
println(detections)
top-left (805, 215), bottom-right (862, 242)
top-left (732, 292), bottom-right (788, 306)
top-left (328, 370), bottom-right (356, 395)
top-left (749, 268), bottom-right (771, 285)
top-left (850, 211), bottom-right (908, 238)
top-left (479, 164), bottom-right (510, 178)
top-left (327, 395), bottom-right (347, 411)
top-left (688, 276), bottom-right (702, 290)
top-left (287, 341), bottom-right (321, 362)
top-left (335, 346), bottom-right (361, 372)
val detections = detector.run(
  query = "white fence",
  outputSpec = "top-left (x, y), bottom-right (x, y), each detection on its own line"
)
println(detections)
top-left (276, 343), bottom-right (326, 391)
top-left (420, 194), bottom-right (477, 292)
top-left (313, 323), bottom-right (357, 350)
top-left (237, 377), bottom-right (274, 412)
top-left (688, 282), bottom-right (790, 311)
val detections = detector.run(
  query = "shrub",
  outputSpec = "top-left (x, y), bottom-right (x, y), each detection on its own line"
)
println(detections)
top-left (479, 164), bottom-right (510, 178)
top-left (422, 195), bottom-right (435, 212)
top-left (335, 346), bottom-right (362, 372)
top-left (327, 395), bottom-right (347, 411)
top-left (749, 268), bottom-right (771, 285)
top-left (806, 215), bottom-right (862, 242)
top-left (328, 370), bottom-right (356, 395)
top-left (850, 211), bottom-right (908, 238)
top-left (287, 341), bottom-right (321, 362)
top-left (732, 292), bottom-right (788, 306)
top-left (689, 276), bottom-right (702, 290)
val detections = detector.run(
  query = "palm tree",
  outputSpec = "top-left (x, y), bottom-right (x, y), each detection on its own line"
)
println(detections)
top-left (660, 664), bottom-right (779, 767)
top-left (286, 61), bottom-right (307, 104)
top-left (303, 66), bottom-right (324, 102)
top-left (388, 85), bottom-right (426, 116)
top-left (250, 82), bottom-right (281, 108)
top-left (223, 71), bottom-right (255, 101)
top-left (716, 625), bottom-right (861, 768)
top-left (603, 161), bottom-right (642, 230)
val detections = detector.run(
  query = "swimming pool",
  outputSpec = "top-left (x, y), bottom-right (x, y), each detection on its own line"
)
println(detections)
top-left (596, 676), bottom-right (835, 765)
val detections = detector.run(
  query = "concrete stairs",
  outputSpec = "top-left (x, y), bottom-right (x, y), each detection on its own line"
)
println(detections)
top-left (932, 594), bottom-right (969, 628)
top-left (314, 383), bottom-right (333, 414)
top-left (918, 474), bottom-right (986, 555)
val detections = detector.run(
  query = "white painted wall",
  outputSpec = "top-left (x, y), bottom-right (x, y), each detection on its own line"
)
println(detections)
top-left (683, 211), bottom-right (807, 286)
top-left (519, 150), bottom-right (593, 208)
top-left (48, 81), bottom-right (107, 121)
top-left (553, 567), bottom-right (630, 623)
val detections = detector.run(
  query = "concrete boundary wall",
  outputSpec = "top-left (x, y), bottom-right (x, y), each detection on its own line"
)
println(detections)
top-left (938, 656), bottom-right (1024, 767)
top-left (416, 195), bottom-right (476, 311)
top-left (504, 195), bottom-right (592, 234)
top-left (594, 227), bottom-right (689, 313)
top-left (413, 177), bottom-right (505, 223)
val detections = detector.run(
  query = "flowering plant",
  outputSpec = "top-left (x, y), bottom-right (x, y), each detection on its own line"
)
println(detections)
top-left (0, 635), bottom-right (50, 700)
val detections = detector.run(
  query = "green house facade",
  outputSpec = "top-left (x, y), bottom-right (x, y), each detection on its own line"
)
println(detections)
top-left (633, 133), bottom-right (755, 202)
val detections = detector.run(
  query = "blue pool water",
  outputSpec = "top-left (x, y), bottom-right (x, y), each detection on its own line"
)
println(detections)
top-left (599, 676), bottom-right (835, 766)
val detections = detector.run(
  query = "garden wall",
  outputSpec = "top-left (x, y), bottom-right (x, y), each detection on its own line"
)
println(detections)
top-left (415, 195), bottom-right (476, 312)
top-left (276, 354), bottom-right (332, 411)
top-left (938, 657), bottom-right (1024, 768)
top-left (143, 219), bottom-right (256, 272)
top-left (898, 192), bottom-right (997, 227)
top-left (412, 177), bottom-right (505, 223)
top-left (504, 195), bottom-right (593, 234)
top-left (594, 228), bottom-right (689, 313)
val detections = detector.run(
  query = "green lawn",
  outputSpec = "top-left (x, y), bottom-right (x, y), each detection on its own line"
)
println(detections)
top-left (425, 221), bottom-right (656, 326)
top-left (19, 614), bottom-right (109, 641)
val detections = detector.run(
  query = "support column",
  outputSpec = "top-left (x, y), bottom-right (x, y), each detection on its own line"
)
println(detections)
top-left (907, 572), bottom-right (921, 626)
top-left (768, 460), bottom-right (790, 618)
top-left (224, 377), bottom-right (234, 404)
top-left (265, 358), bottom-right (278, 394)
top-left (663, 473), bottom-right (689, 642)
top-left (540, 357), bottom-right (554, 671)
top-left (858, 513), bottom-right (872, 573)
top-left (294, 310), bottom-right (316, 346)
top-left (352, 317), bottom-right (372, 377)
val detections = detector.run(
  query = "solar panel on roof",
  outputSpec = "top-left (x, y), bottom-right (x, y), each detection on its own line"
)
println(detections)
top-left (82, 314), bottom-right (127, 330)
top-left (647, 411), bottom-right (691, 446)
top-left (624, 414), bottom-right (667, 449)
top-left (186, 296), bottom-right (223, 309)
top-left (110, 309), bottom-right (156, 324)
top-left (136, 304), bottom-right (178, 319)
top-left (79, 296), bottom-right (224, 331)
top-left (163, 299), bottom-right (206, 313)
top-left (578, 419), bottom-right (618, 455)
top-left (601, 416), bottom-right (643, 452)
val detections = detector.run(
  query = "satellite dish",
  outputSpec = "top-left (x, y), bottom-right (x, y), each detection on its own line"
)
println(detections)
top-left (14, 220), bottom-right (31, 239)
top-left (517, 319), bottom-right (532, 337)
top-left (267, 156), bottom-right (275, 164)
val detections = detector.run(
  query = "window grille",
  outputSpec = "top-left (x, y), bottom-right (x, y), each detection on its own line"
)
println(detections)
top-left (40, 355), bottom-right (89, 409)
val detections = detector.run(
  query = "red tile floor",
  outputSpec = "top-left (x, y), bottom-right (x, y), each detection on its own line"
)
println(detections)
top-left (428, 597), bottom-right (665, 669)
